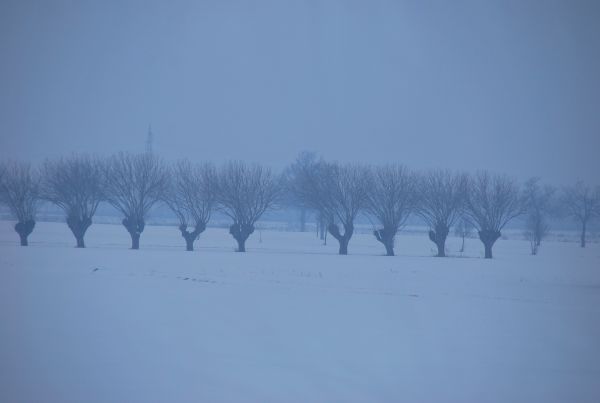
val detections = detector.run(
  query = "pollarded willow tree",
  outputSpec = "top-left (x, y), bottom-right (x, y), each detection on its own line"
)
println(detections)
top-left (216, 161), bottom-right (281, 252)
top-left (0, 162), bottom-right (40, 246)
top-left (562, 181), bottom-right (600, 248)
top-left (104, 152), bottom-right (169, 249)
top-left (365, 164), bottom-right (418, 256)
top-left (416, 170), bottom-right (467, 257)
top-left (317, 163), bottom-right (370, 255)
top-left (41, 155), bottom-right (105, 248)
top-left (465, 171), bottom-right (523, 259)
top-left (165, 160), bottom-right (216, 251)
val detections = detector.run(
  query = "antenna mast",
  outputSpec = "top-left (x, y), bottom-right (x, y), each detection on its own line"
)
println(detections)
top-left (146, 125), bottom-right (154, 154)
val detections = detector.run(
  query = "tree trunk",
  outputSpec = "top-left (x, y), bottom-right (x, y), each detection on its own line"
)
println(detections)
top-left (122, 217), bottom-right (145, 250)
top-left (580, 220), bottom-right (587, 248)
top-left (484, 242), bottom-right (493, 259)
top-left (479, 230), bottom-right (501, 259)
top-left (374, 227), bottom-right (396, 256)
top-left (328, 222), bottom-right (353, 255)
top-left (14, 220), bottom-right (35, 247)
top-left (67, 216), bottom-right (92, 248)
top-left (338, 238), bottom-right (349, 255)
top-left (179, 223), bottom-right (206, 252)
top-left (230, 223), bottom-right (254, 252)
top-left (130, 232), bottom-right (140, 250)
top-left (428, 223), bottom-right (449, 257)
top-left (460, 236), bottom-right (465, 253)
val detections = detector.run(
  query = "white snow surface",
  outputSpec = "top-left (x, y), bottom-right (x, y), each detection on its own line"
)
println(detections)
top-left (1, 221), bottom-right (599, 403)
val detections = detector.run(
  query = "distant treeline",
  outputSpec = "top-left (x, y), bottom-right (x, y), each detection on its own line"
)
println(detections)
top-left (1, 151), bottom-right (598, 258)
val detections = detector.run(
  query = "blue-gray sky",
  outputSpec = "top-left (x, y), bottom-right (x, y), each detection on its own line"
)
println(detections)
top-left (1, 0), bottom-right (599, 184)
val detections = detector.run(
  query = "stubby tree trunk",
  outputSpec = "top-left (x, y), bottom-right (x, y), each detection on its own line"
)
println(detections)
top-left (479, 229), bottom-right (501, 259)
top-left (230, 223), bottom-right (254, 252)
top-left (67, 216), bottom-right (92, 248)
top-left (15, 220), bottom-right (35, 246)
top-left (460, 235), bottom-right (465, 253)
top-left (374, 226), bottom-right (396, 256)
top-left (328, 222), bottom-right (354, 255)
top-left (123, 217), bottom-right (145, 250)
top-left (428, 223), bottom-right (449, 257)
top-left (580, 220), bottom-right (587, 248)
top-left (179, 222), bottom-right (206, 251)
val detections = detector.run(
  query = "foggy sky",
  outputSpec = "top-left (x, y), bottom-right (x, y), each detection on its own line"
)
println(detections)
top-left (1, 0), bottom-right (599, 185)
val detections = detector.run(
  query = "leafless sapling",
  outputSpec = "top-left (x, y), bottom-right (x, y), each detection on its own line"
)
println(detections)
top-left (216, 161), bottom-right (281, 252)
top-left (562, 181), bottom-right (600, 248)
top-left (0, 162), bottom-right (40, 246)
top-left (415, 170), bottom-right (467, 257)
top-left (465, 171), bottom-right (523, 259)
top-left (165, 160), bottom-right (216, 251)
top-left (522, 177), bottom-right (555, 255)
top-left (454, 218), bottom-right (473, 253)
top-left (103, 152), bottom-right (169, 249)
top-left (41, 155), bottom-right (105, 248)
top-left (365, 164), bottom-right (418, 256)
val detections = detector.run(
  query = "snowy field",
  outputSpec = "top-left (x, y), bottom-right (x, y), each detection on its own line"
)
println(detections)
top-left (1, 221), bottom-right (599, 403)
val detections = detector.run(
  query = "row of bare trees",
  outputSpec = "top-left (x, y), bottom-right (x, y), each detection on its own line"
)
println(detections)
top-left (1, 152), bottom-right (599, 258)
top-left (0, 154), bottom-right (280, 252)
top-left (285, 152), bottom-right (600, 258)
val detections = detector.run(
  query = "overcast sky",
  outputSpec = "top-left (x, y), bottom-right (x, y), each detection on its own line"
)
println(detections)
top-left (1, 0), bottom-right (598, 184)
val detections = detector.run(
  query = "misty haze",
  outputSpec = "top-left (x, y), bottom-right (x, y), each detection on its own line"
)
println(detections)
top-left (1, 1), bottom-right (599, 402)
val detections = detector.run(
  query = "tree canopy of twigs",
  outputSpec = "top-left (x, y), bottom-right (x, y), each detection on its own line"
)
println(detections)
top-left (216, 161), bottom-right (281, 252)
top-left (0, 161), bottom-right (40, 246)
top-left (415, 170), bottom-right (467, 257)
top-left (41, 155), bottom-right (105, 248)
top-left (165, 160), bottom-right (217, 251)
top-left (103, 152), bottom-right (169, 249)
top-left (365, 164), bottom-right (418, 256)
top-left (316, 163), bottom-right (370, 255)
top-left (465, 171), bottom-right (523, 258)
top-left (562, 181), bottom-right (600, 248)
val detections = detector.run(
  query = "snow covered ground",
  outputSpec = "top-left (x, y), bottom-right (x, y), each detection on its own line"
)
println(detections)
top-left (1, 221), bottom-right (599, 403)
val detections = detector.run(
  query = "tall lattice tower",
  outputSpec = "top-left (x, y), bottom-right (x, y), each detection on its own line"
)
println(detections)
top-left (146, 125), bottom-right (154, 154)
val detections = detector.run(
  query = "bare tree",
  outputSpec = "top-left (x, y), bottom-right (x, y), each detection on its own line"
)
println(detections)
top-left (0, 162), bottom-right (40, 246)
top-left (315, 163), bottom-right (370, 255)
top-left (562, 181), bottom-right (600, 248)
top-left (365, 164), bottom-right (418, 256)
top-left (216, 161), bottom-right (281, 252)
top-left (41, 155), bottom-right (105, 248)
top-left (465, 171), bottom-right (523, 259)
top-left (416, 170), bottom-right (467, 257)
top-left (165, 160), bottom-right (216, 251)
top-left (104, 152), bottom-right (169, 249)
top-left (285, 151), bottom-right (330, 239)
top-left (522, 177), bottom-right (555, 254)
top-left (454, 218), bottom-right (473, 253)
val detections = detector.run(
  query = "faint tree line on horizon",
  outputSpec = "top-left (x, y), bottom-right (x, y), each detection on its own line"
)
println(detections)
top-left (0, 151), bottom-right (599, 259)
